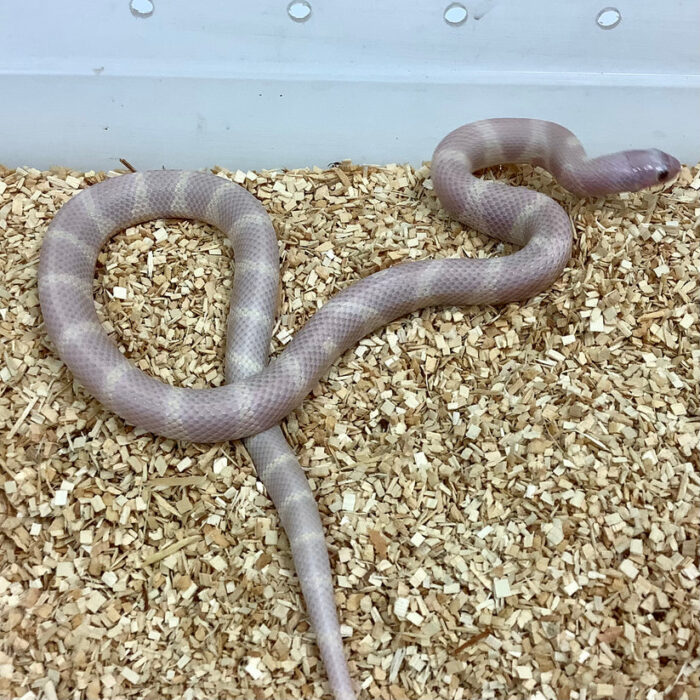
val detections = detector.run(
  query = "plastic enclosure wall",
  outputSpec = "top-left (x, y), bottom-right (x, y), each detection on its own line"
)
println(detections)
top-left (1, 0), bottom-right (698, 171)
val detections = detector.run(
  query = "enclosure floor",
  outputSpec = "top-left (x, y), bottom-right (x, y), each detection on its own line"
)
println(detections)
top-left (0, 158), bottom-right (698, 700)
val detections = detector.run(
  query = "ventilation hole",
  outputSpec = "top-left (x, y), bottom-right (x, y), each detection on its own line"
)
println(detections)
top-left (444, 2), bottom-right (468, 25)
top-left (130, 0), bottom-right (154, 18)
top-left (596, 7), bottom-right (621, 29)
top-left (656, 169), bottom-right (669, 182)
top-left (288, 1), bottom-right (312, 22)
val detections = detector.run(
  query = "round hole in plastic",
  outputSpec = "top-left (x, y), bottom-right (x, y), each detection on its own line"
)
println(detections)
top-left (129, 0), bottom-right (154, 18)
top-left (287, 1), bottom-right (312, 22)
top-left (444, 3), bottom-right (468, 26)
top-left (596, 7), bottom-right (621, 29)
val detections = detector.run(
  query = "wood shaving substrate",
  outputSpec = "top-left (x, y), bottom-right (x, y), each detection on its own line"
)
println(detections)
top-left (0, 156), bottom-right (698, 700)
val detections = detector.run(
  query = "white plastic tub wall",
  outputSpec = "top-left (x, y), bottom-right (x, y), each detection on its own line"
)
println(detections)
top-left (1, 0), bottom-right (698, 171)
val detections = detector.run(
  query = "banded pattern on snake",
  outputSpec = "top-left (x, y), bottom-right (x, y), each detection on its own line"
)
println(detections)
top-left (38, 119), bottom-right (679, 699)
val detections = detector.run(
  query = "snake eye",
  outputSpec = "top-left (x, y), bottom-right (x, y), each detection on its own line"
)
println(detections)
top-left (656, 168), bottom-right (669, 182)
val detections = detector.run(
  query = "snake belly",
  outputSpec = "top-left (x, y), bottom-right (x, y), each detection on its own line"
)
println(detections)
top-left (38, 119), bottom-right (679, 699)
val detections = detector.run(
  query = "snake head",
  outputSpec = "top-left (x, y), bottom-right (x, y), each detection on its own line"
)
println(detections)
top-left (623, 148), bottom-right (681, 190)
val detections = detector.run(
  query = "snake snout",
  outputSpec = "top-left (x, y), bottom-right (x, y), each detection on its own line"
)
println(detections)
top-left (647, 148), bottom-right (680, 185)
top-left (656, 152), bottom-right (681, 183)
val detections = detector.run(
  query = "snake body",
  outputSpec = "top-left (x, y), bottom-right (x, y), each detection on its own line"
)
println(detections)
top-left (38, 119), bottom-right (679, 699)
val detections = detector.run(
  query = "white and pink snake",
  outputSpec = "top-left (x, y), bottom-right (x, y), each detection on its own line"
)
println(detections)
top-left (38, 119), bottom-right (679, 699)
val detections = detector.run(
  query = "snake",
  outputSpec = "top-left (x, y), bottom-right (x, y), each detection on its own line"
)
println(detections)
top-left (38, 119), bottom-right (679, 699)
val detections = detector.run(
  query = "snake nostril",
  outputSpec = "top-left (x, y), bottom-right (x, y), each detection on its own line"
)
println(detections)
top-left (656, 169), bottom-right (669, 182)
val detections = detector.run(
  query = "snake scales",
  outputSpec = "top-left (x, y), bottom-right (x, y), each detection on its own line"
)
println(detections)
top-left (38, 119), bottom-right (679, 699)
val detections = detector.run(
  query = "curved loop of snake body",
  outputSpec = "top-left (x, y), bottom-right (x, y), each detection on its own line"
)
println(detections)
top-left (38, 119), bottom-right (679, 699)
